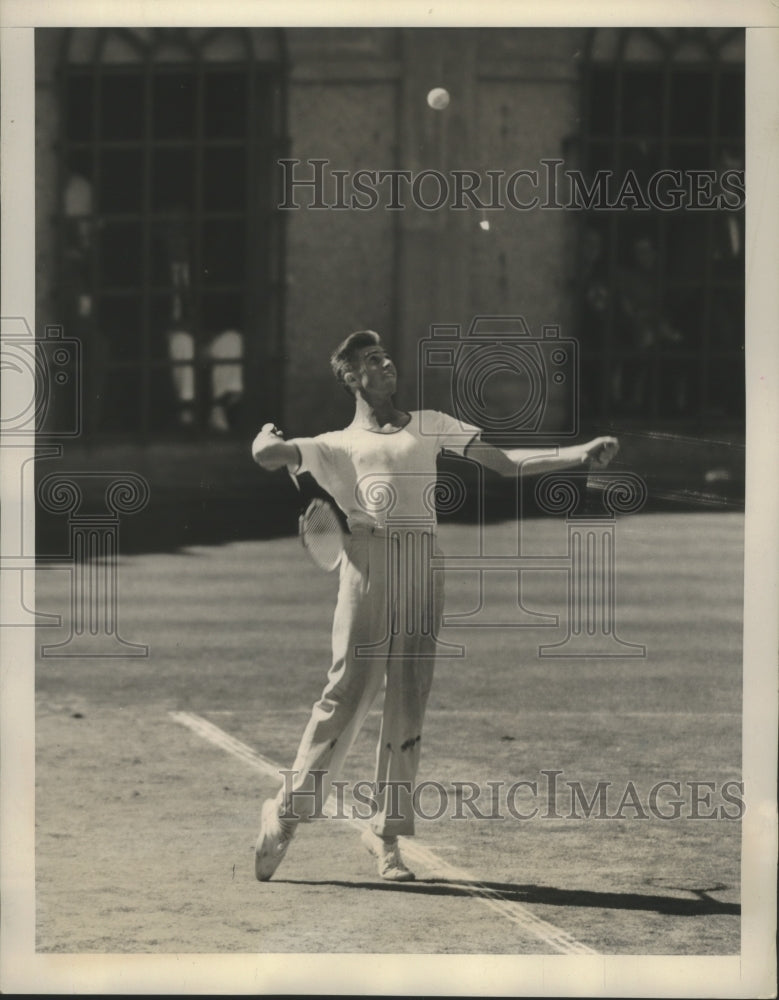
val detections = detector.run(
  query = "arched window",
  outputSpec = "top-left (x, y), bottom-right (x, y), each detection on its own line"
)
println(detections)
top-left (56, 28), bottom-right (288, 436)
top-left (576, 28), bottom-right (744, 423)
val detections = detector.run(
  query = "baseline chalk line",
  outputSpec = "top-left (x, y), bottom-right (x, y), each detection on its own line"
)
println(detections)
top-left (169, 709), bottom-right (598, 956)
top-left (169, 710), bottom-right (281, 778)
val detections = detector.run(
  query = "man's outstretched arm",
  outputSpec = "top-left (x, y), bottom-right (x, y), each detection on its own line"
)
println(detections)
top-left (251, 423), bottom-right (301, 471)
top-left (463, 436), bottom-right (619, 478)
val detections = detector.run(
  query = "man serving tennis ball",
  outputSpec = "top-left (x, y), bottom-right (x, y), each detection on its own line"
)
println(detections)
top-left (251, 330), bottom-right (618, 882)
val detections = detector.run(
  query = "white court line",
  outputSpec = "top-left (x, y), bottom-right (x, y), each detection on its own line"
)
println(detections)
top-left (169, 710), bottom-right (282, 777)
top-left (203, 708), bottom-right (741, 718)
top-left (169, 710), bottom-right (598, 956)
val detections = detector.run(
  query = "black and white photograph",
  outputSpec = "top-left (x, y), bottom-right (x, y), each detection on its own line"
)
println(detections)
top-left (1, 0), bottom-right (777, 996)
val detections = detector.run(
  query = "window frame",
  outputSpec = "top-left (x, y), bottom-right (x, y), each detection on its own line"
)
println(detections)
top-left (576, 27), bottom-right (745, 426)
top-left (55, 27), bottom-right (288, 441)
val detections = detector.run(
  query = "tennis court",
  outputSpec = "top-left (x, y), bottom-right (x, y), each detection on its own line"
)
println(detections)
top-left (34, 507), bottom-right (743, 956)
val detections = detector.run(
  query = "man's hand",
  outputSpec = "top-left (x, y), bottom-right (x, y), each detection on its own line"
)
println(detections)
top-left (258, 422), bottom-right (285, 442)
top-left (251, 423), bottom-right (299, 471)
top-left (584, 436), bottom-right (619, 470)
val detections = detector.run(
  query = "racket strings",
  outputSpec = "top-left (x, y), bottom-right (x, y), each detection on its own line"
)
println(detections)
top-left (300, 498), bottom-right (345, 571)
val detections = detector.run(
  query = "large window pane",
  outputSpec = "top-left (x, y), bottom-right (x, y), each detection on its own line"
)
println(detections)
top-left (151, 292), bottom-right (180, 336)
top-left (666, 284), bottom-right (706, 350)
top-left (151, 148), bottom-right (196, 211)
top-left (707, 358), bottom-right (745, 418)
top-left (99, 222), bottom-right (144, 287)
top-left (587, 68), bottom-right (616, 135)
top-left (100, 73), bottom-right (145, 141)
top-left (710, 286), bottom-right (744, 352)
top-left (620, 70), bottom-right (663, 136)
top-left (201, 219), bottom-right (246, 284)
top-left (150, 216), bottom-right (194, 315)
top-left (98, 149), bottom-right (144, 212)
top-left (658, 356), bottom-right (698, 416)
top-left (152, 72), bottom-right (196, 139)
top-left (203, 148), bottom-right (245, 210)
top-left (670, 70), bottom-right (712, 137)
top-left (665, 213), bottom-right (709, 282)
top-left (718, 70), bottom-right (745, 137)
top-left (204, 71), bottom-right (247, 139)
top-left (100, 367), bottom-right (143, 431)
top-left (98, 295), bottom-right (143, 361)
top-left (667, 141), bottom-right (711, 173)
top-left (202, 291), bottom-right (243, 332)
top-left (66, 73), bottom-right (95, 141)
top-left (149, 362), bottom-right (185, 431)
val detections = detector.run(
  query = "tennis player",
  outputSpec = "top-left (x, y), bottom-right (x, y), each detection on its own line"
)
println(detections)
top-left (251, 330), bottom-right (618, 881)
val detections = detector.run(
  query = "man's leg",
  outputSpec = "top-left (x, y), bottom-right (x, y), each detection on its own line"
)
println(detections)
top-left (360, 530), bottom-right (444, 881)
top-left (359, 652), bottom-right (435, 882)
top-left (276, 654), bottom-right (386, 822)
top-left (371, 530), bottom-right (443, 837)
top-left (256, 531), bottom-right (389, 880)
top-left (275, 531), bottom-right (390, 821)
top-left (371, 655), bottom-right (435, 838)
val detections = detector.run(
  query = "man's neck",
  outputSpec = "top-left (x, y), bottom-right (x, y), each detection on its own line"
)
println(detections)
top-left (350, 393), bottom-right (407, 431)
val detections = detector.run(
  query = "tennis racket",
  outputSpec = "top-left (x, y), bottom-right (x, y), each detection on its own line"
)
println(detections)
top-left (259, 424), bottom-right (347, 572)
top-left (287, 469), bottom-right (346, 572)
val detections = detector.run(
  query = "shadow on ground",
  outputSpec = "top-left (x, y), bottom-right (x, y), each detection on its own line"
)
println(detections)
top-left (277, 878), bottom-right (741, 917)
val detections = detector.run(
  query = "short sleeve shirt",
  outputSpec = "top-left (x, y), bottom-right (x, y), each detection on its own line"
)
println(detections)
top-left (290, 410), bottom-right (480, 529)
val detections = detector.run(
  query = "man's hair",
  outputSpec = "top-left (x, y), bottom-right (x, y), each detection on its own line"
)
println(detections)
top-left (330, 330), bottom-right (381, 393)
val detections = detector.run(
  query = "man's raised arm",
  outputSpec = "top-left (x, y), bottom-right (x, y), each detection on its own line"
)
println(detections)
top-left (251, 423), bottom-right (301, 472)
top-left (463, 436), bottom-right (619, 478)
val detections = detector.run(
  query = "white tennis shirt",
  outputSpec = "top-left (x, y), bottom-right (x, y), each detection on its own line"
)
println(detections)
top-left (291, 410), bottom-right (480, 529)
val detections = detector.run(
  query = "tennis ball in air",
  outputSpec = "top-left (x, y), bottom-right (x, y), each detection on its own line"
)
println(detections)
top-left (426, 87), bottom-right (450, 111)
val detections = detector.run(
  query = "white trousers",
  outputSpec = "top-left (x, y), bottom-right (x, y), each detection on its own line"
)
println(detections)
top-left (276, 525), bottom-right (444, 836)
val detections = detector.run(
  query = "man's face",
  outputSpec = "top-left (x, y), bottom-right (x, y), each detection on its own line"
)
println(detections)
top-left (348, 344), bottom-right (397, 396)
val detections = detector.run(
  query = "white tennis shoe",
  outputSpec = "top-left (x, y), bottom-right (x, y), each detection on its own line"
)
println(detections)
top-left (254, 799), bottom-right (297, 881)
top-left (361, 827), bottom-right (416, 882)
